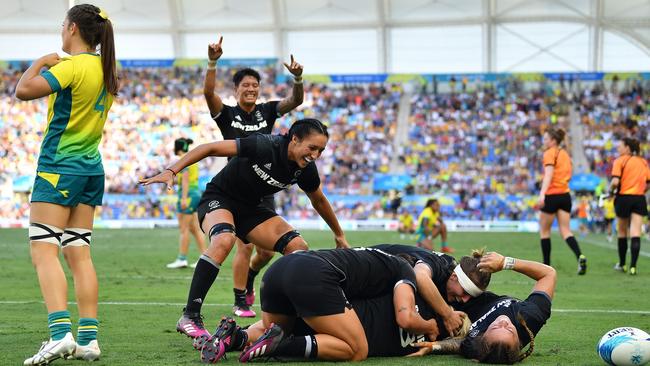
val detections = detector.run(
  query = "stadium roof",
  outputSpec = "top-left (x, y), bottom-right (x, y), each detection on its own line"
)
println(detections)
top-left (1, 0), bottom-right (650, 73)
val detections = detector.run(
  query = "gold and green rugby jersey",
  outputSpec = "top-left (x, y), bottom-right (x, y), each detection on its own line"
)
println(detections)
top-left (39, 53), bottom-right (113, 175)
top-left (177, 163), bottom-right (200, 198)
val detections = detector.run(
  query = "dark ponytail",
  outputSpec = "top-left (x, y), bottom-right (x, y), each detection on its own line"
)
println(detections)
top-left (174, 138), bottom-right (194, 154)
top-left (67, 4), bottom-right (118, 95)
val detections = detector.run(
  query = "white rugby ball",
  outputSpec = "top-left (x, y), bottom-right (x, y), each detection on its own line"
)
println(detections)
top-left (597, 327), bottom-right (650, 366)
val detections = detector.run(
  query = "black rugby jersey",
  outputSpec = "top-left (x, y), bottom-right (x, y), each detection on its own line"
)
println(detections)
top-left (206, 134), bottom-right (320, 205)
top-left (351, 293), bottom-right (437, 356)
top-left (213, 101), bottom-right (280, 139)
top-left (372, 244), bottom-right (456, 299)
top-left (302, 247), bottom-right (417, 300)
top-left (460, 291), bottom-right (552, 353)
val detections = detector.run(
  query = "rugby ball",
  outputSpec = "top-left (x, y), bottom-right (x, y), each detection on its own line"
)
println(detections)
top-left (597, 327), bottom-right (650, 366)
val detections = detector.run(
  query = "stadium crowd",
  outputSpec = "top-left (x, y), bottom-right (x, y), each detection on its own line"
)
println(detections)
top-left (1, 64), bottom-right (648, 222)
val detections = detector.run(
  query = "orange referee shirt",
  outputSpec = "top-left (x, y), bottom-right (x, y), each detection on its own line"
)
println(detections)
top-left (611, 155), bottom-right (650, 195)
top-left (543, 147), bottom-right (571, 195)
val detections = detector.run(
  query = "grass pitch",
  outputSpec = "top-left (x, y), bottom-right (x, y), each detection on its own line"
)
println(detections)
top-left (1, 228), bottom-right (648, 365)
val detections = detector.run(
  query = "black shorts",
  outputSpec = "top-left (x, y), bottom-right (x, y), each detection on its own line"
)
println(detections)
top-left (541, 193), bottom-right (572, 214)
top-left (197, 189), bottom-right (277, 242)
top-left (604, 218), bottom-right (614, 225)
top-left (614, 195), bottom-right (648, 218)
top-left (260, 252), bottom-right (349, 317)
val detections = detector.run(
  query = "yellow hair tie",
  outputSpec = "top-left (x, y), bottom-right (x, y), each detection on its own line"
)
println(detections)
top-left (98, 9), bottom-right (109, 20)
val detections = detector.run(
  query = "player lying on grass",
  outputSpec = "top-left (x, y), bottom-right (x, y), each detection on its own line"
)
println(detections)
top-left (409, 252), bottom-right (555, 364)
top-left (198, 247), bottom-right (436, 362)
top-left (199, 245), bottom-right (493, 362)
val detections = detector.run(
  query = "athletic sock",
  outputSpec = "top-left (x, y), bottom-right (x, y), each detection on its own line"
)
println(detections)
top-left (617, 237), bottom-right (628, 266)
top-left (233, 288), bottom-right (247, 306)
top-left (185, 255), bottom-right (220, 314)
top-left (541, 238), bottom-right (551, 265)
top-left (48, 310), bottom-right (71, 341)
top-left (564, 236), bottom-right (582, 259)
top-left (178, 254), bottom-right (187, 261)
top-left (77, 318), bottom-right (98, 346)
top-left (246, 267), bottom-right (259, 293)
top-left (275, 335), bottom-right (318, 359)
top-left (441, 241), bottom-right (448, 248)
top-left (630, 237), bottom-right (641, 268)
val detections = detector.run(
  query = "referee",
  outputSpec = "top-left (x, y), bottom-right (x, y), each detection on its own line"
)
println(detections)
top-left (609, 137), bottom-right (650, 275)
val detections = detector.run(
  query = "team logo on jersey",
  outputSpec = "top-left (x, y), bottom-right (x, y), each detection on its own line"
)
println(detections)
top-left (264, 163), bottom-right (272, 170)
top-left (469, 329), bottom-right (480, 337)
top-left (208, 200), bottom-right (220, 209)
top-left (255, 111), bottom-right (264, 121)
top-left (235, 115), bottom-right (242, 121)
top-left (252, 164), bottom-right (292, 189)
top-left (294, 170), bottom-right (302, 178)
top-left (230, 120), bottom-right (268, 131)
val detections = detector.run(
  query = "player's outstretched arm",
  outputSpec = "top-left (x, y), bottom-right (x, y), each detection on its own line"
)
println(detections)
top-left (305, 186), bottom-right (349, 248)
top-left (478, 252), bottom-right (556, 299)
top-left (278, 54), bottom-right (304, 115)
top-left (139, 140), bottom-right (237, 190)
top-left (204, 36), bottom-right (224, 116)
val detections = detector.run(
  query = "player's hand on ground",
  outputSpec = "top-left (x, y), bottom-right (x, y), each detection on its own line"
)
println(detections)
top-left (138, 170), bottom-right (175, 191)
top-left (477, 251), bottom-right (505, 273)
top-left (334, 235), bottom-right (350, 249)
top-left (406, 341), bottom-right (436, 357)
top-left (208, 36), bottom-right (223, 61)
top-left (40, 53), bottom-right (61, 68)
top-left (283, 54), bottom-right (303, 77)
top-left (443, 310), bottom-right (466, 336)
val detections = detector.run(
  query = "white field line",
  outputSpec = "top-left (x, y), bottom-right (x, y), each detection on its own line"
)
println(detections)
top-left (581, 237), bottom-right (650, 257)
top-left (0, 300), bottom-right (648, 314)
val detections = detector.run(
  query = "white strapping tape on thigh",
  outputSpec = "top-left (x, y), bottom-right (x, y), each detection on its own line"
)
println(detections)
top-left (29, 223), bottom-right (64, 246)
top-left (61, 228), bottom-right (92, 247)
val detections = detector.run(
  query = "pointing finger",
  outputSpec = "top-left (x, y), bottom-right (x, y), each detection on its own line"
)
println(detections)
top-left (218, 36), bottom-right (223, 45)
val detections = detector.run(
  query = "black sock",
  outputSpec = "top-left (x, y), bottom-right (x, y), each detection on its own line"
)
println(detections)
top-left (564, 236), bottom-right (582, 259)
top-left (630, 237), bottom-right (641, 268)
top-left (185, 255), bottom-right (220, 314)
top-left (246, 268), bottom-right (259, 292)
top-left (541, 238), bottom-right (551, 265)
top-left (275, 335), bottom-right (318, 359)
top-left (234, 288), bottom-right (246, 306)
top-left (617, 237), bottom-right (628, 266)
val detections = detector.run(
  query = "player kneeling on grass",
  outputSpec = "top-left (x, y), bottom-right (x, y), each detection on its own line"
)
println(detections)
top-left (198, 247), bottom-right (435, 363)
top-left (140, 119), bottom-right (349, 345)
top-left (408, 252), bottom-right (555, 364)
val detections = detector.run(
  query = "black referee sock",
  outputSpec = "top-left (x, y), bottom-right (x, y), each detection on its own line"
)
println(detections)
top-left (275, 335), bottom-right (318, 359)
top-left (617, 237), bottom-right (628, 266)
top-left (246, 267), bottom-right (259, 292)
top-left (541, 238), bottom-right (551, 265)
top-left (185, 255), bottom-right (220, 314)
top-left (233, 288), bottom-right (247, 306)
top-left (564, 236), bottom-right (582, 259)
top-left (630, 237), bottom-right (641, 268)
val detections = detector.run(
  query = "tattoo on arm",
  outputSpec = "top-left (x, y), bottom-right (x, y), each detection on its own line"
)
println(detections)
top-left (398, 306), bottom-right (408, 313)
top-left (431, 338), bottom-right (462, 354)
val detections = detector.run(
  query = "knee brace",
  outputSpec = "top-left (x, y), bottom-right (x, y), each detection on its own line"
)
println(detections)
top-left (29, 223), bottom-right (64, 246)
top-left (208, 223), bottom-right (235, 241)
top-left (62, 228), bottom-right (92, 247)
top-left (273, 230), bottom-right (301, 254)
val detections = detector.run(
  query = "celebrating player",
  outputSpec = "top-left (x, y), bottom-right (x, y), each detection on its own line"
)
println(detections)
top-left (537, 128), bottom-right (587, 274)
top-left (609, 137), bottom-right (650, 275)
top-left (204, 36), bottom-right (305, 317)
top-left (15, 4), bottom-right (117, 364)
top-left (139, 118), bottom-right (349, 342)
top-left (416, 199), bottom-right (453, 253)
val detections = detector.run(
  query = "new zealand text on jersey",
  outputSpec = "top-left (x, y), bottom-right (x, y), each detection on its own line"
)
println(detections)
top-left (231, 120), bottom-right (268, 131)
top-left (252, 164), bottom-right (293, 189)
